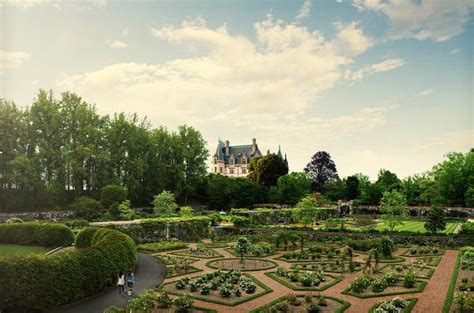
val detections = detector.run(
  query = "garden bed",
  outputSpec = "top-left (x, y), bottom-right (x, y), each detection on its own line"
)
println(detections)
top-left (205, 258), bottom-right (277, 271)
top-left (368, 298), bottom-right (418, 313)
top-left (291, 261), bottom-right (363, 273)
top-left (249, 294), bottom-right (350, 313)
top-left (170, 247), bottom-right (224, 259)
top-left (401, 246), bottom-right (445, 257)
top-left (265, 269), bottom-right (342, 291)
top-left (342, 280), bottom-right (427, 298)
top-left (161, 270), bottom-right (272, 306)
top-left (153, 255), bottom-right (202, 278)
top-left (198, 242), bottom-right (229, 248)
top-left (380, 264), bottom-right (435, 279)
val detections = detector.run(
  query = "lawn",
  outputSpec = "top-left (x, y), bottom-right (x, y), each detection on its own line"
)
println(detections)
top-left (0, 244), bottom-right (48, 257)
top-left (374, 220), bottom-right (459, 234)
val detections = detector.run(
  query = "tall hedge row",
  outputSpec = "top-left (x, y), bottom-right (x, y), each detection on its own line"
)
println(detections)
top-left (0, 227), bottom-right (136, 312)
top-left (0, 222), bottom-right (75, 247)
top-left (110, 216), bottom-right (210, 243)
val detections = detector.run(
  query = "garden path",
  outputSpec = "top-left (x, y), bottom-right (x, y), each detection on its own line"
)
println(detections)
top-left (55, 253), bottom-right (166, 313)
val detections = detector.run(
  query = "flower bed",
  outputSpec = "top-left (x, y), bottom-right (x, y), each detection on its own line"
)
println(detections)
top-left (401, 246), bottom-right (445, 257)
top-left (249, 294), bottom-right (350, 313)
top-left (275, 250), bottom-right (349, 263)
top-left (170, 247), bottom-right (224, 259)
top-left (153, 255), bottom-right (202, 278)
top-left (161, 269), bottom-right (272, 306)
top-left (198, 242), bottom-right (229, 248)
top-left (342, 272), bottom-right (427, 298)
top-left (291, 261), bottom-right (363, 273)
top-left (368, 297), bottom-right (418, 313)
top-left (380, 263), bottom-right (435, 279)
top-left (225, 241), bottom-right (276, 257)
top-left (206, 258), bottom-right (277, 271)
top-left (265, 268), bottom-right (342, 291)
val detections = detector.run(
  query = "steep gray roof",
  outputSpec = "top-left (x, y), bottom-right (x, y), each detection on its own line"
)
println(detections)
top-left (214, 140), bottom-right (261, 165)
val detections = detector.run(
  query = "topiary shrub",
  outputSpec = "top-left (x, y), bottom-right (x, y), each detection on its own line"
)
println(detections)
top-left (0, 222), bottom-right (74, 247)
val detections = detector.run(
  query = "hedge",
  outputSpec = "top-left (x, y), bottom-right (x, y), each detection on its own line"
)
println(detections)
top-left (0, 227), bottom-right (136, 312)
top-left (106, 217), bottom-right (210, 243)
top-left (0, 222), bottom-right (75, 247)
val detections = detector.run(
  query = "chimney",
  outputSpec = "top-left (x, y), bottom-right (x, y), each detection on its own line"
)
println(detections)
top-left (252, 138), bottom-right (256, 154)
top-left (225, 140), bottom-right (230, 156)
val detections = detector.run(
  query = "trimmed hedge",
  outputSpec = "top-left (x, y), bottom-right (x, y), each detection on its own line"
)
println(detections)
top-left (0, 222), bottom-right (75, 247)
top-left (0, 227), bottom-right (136, 312)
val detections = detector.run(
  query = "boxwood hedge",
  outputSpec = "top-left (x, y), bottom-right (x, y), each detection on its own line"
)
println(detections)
top-left (0, 222), bottom-right (75, 247)
top-left (0, 227), bottom-right (136, 312)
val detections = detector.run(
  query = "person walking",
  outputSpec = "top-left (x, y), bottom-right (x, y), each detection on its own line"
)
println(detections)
top-left (126, 270), bottom-right (135, 296)
top-left (117, 271), bottom-right (125, 295)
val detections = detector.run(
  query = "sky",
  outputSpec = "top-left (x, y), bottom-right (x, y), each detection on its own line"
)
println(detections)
top-left (1, 0), bottom-right (473, 180)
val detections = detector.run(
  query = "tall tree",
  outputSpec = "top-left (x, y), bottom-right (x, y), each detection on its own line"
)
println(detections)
top-left (248, 153), bottom-right (288, 187)
top-left (304, 151), bottom-right (339, 191)
top-left (345, 175), bottom-right (360, 200)
top-left (424, 206), bottom-right (446, 234)
top-left (380, 190), bottom-right (407, 231)
top-left (271, 172), bottom-right (312, 205)
top-left (178, 125), bottom-right (209, 204)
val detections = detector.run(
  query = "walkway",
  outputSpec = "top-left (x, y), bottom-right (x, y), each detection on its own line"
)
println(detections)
top-left (55, 253), bottom-right (166, 313)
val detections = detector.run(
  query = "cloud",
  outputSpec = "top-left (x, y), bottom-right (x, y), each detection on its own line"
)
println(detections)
top-left (0, 0), bottom-right (106, 8)
top-left (122, 28), bottom-right (129, 36)
top-left (0, 50), bottom-right (31, 73)
top-left (418, 88), bottom-right (433, 96)
top-left (353, 0), bottom-right (474, 42)
top-left (333, 21), bottom-right (373, 56)
top-left (296, 0), bottom-right (312, 20)
top-left (106, 40), bottom-right (128, 48)
top-left (345, 58), bottom-right (406, 80)
top-left (450, 49), bottom-right (460, 55)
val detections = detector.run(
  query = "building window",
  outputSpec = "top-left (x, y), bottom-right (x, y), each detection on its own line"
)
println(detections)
top-left (241, 168), bottom-right (246, 174)
top-left (242, 158), bottom-right (247, 164)
top-left (214, 167), bottom-right (217, 173)
top-left (230, 168), bottom-right (234, 174)
top-left (219, 167), bottom-right (223, 173)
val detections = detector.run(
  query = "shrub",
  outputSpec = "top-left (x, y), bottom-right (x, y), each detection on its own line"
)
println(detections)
top-left (307, 303), bottom-right (320, 313)
top-left (156, 292), bottom-right (172, 308)
top-left (220, 285), bottom-right (232, 297)
top-left (231, 216), bottom-right (250, 227)
top-left (0, 227), bottom-right (136, 312)
top-left (0, 222), bottom-right (74, 247)
top-left (403, 271), bottom-right (416, 288)
top-left (381, 236), bottom-right (394, 257)
top-left (100, 184), bottom-right (127, 213)
top-left (304, 293), bottom-right (313, 303)
top-left (371, 279), bottom-right (387, 293)
top-left (137, 241), bottom-right (187, 253)
top-left (200, 284), bottom-right (211, 295)
top-left (173, 294), bottom-right (194, 313)
top-left (346, 239), bottom-right (380, 252)
top-left (5, 217), bottom-right (23, 224)
top-left (71, 196), bottom-right (103, 219)
top-left (350, 276), bottom-right (372, 293)
top-left (175, 279), bottom-right (187, 290)
top-left (277, 302), bottom-right (289, 312)
top-left (276, 266), bottom-right (288, 277)
top-left (383, 272), bottom-right (399, 286)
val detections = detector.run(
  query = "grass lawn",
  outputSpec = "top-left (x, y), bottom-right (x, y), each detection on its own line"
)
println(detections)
top-left (0, 244), bottom-right (47, 257)
top-left (374, 220), bottom-right (459, 234)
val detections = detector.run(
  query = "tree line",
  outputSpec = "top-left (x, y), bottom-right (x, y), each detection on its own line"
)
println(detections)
top-left (0, 90), bottom-right (208, 211)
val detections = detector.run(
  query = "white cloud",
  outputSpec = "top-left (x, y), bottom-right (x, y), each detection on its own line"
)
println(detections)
top-left (345, 58), bottom-right (406, 80)
top-left (122, 28), bottom-right (129, 36)
top-left (353, 0), bottom-right (474, 42)
top-left (0, 0), bottom-right (106, 8)
top-left (296, 0), bottom-right (312, 20)
top-left (0, 50), bottom-right (31, 73)
top-left (333, 21), bottom-right (373, 56)
top-left (106, 40), bottom-right (128, 48)
top-left (418, 88), bottom-right (433, 96)
top-left (450, 49), bottom-right (460, 55)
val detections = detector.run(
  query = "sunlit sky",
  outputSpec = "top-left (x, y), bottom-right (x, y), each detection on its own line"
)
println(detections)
top-left (1, 0), bottom-right (472, 180)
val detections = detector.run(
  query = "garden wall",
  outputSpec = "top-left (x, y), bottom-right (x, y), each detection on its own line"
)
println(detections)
top-left (0, 227), bottom-right (136, 312)
top-left (0, 210), bottom-right (76, 222)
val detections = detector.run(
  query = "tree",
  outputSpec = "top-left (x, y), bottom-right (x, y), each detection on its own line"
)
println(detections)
top-left (465, 187), bottom-right (474, 207)
top-left (322, 179), bottom-right (346, 201)
top-left (207, 174), bottom-right (232, 210)
top-left (354, 215), bottom-right (377, 231)
top-left (179, 206), bottom-right (194, 217)
top-left (292, 195), bottom-right (318, 226)
top-left (380, 190), bottom-right (407, 231)
top-left (100, 184), bottom-right (127, 216)
top-left (271, 172), bottom-right (312, 205)
top-left (71, 196), bottom-right (103, 219)
top-left (230, 178), bottom-right (266, 208)
top-left (304, 151), bottom-right (339, 192)
top-left (424, 206), bottom-right (446, 234)
top-left (380, 236), bottom-right (394, 257)
top-left (235, 237), bottom-right (251, 264)
top-left (153, 191), bottom-right (177, 216)
top-left (117, 200), bottom-right (134, 220)
top-left (248, 153), bottom-right (288, 187)
top-left (345, 175), bottom-right (359, 200)
top-left (375, 169), bottom-right (401, 193)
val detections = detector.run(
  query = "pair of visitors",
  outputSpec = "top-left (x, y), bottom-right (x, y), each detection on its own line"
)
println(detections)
top-left (117, 270), bottom-right (135, 296)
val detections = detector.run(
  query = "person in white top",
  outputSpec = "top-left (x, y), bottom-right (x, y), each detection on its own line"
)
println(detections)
top-left (117, 271), bottom-right (125, 295)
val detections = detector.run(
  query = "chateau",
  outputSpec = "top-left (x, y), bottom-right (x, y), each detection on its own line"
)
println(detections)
top-left (211, 138), bottom-right (287, 177)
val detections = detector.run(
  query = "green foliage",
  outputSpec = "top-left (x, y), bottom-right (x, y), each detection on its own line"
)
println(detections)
top-left (153, 191), bottom-right (177, 216)
top-left (101, 184), bottom-right (127, 215)
top-left (180, 206), bottom-right (194, 217)
top-left (231, 215), bottom-right (250, 227)
top-left (117, 200), bottom-right (134, 220)
top-left (270, 172), bottom-right (312, 205)
top-left (292, 195), bottom-right (319, 225)
top-left (304, 151), bottom-right (339, 192)
top-left (424, 206), bottom-right (446, 234)
top-left (459, 222), bottom-right (474, 235)
top-left (71, 196), bottom-right (103, 219)
top-left (209, 213), bottom-right (222, 226)
top-left (0, 227), bottom-right (136, 312)
top-left (235, 237), bottom-right (251, 263)
top-left (0, 222), bottom-right (74, 247)
top-left (403, 270), bottom-right (416, 288)
top-left (137, 241), bottom-right (188, 253)
top-left (380, 236), bottom-right (394, 257)
top-left (248, 153), bottom-right (289, 187)
top-left (380, 190), bottom-right (407, 231)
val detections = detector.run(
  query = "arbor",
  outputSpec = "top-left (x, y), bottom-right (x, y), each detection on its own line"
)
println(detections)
top-left (380, 190), bottom-right (407, 231)
top-left (235, 237), bottom-right (251, 264)
top-left (248, 153), bottom-right (288, 187)
top-left (153, 191), bottom-right (178, 216)
top-left (292, 195), bottom-right (318, 226)
top-left (304, 151), bottom-right (339, 192)
top-left (424, 206), bottom-right (446, 234)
